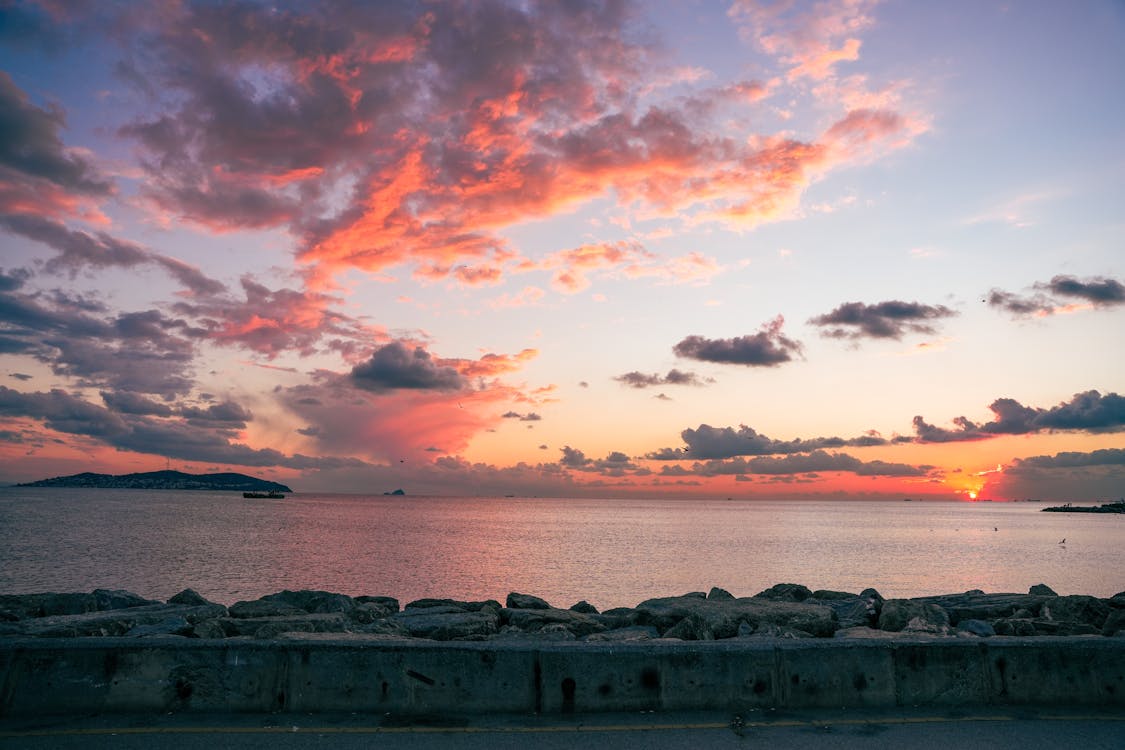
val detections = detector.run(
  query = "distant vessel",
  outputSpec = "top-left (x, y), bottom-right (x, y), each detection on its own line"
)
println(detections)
top-left (243, 491), bottom-right (285, 499)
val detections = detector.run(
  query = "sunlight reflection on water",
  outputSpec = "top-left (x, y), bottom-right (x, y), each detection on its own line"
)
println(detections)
top-left (0, 489), bottom-right (1121, 608)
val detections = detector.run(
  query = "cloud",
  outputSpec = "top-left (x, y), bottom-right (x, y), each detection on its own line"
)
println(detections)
top-left (648, 423), bottom-right (888, 460)
top-left (614, 369), bottom-right (713, 389)
top-left (673, 315), bottom-right (802, 366)
top-left (728, 0), bottom-right (876, 82)
top-left (25, 0), bottom-right (920, 291)
top-left (809, 300), bottom-right (957, 340)
top-left (351, 342), bottom-right (466, 393)
top-left (987, 274), bottom-right (1125, 317)
top-left (0, 385), bottom-right (363, 470)
top-left (171, 276), bottom-right (372, 359)
top-left (502, 411), bottom-right (541, 422)
top-left (0, 276), bottom-right (198, 397)
top-left (1013, 448), bottom-right (1125, 470)
top-left (911, 390), bottom-right (1125, 443)
top-left (684, 450), bottom-right (928, 477)
top-left (0, 213), bottom-right (225, 296)
top-left (0, 71), bottom-right (113, 201)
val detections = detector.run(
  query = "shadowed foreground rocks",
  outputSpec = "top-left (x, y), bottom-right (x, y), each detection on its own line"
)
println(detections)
top-left (2, 584), bottom-right (1123, 642)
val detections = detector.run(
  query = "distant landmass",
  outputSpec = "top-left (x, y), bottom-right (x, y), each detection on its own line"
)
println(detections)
top-left (16, 470), bottom-right (292, 493)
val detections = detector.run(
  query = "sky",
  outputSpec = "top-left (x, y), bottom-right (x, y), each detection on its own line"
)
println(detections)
top-left (0, 0), bottom-right (1123, 501)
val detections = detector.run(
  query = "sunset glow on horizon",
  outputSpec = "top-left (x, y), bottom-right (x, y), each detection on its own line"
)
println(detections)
top-left (1, 0), bottom-right (1122, 500)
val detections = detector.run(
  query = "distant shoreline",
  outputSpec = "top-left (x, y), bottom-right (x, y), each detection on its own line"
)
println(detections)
top-left (15, 470), bottom-right (292, 493)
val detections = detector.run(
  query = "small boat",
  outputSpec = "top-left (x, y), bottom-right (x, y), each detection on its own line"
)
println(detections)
top-left (243, 491), bottom-right (285, 499)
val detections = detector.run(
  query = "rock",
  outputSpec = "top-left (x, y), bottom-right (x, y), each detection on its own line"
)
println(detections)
top-left (1041, 595), bottom-right (1110, 628)
top-left (17, 603), bottom-right (227, 638)
top-left (584, 626), bottom-right (660, 642)
top-left (595, 608), bottom-right (638, 630)
top-left (0, 592), bottom-right (97, 619)
top-left (707, 587), bottom-right (735, 601)
top-left (912, 592), bottom-right (1046, 625)
top-left (1109, 592), bottom-right (1125, 608)
top-left (228, 599), bottom-right (306, 618)
top-left (392, 610), bottom-right (499, 640)
top-left (1028, 583), bottom-right (1057, 596)
top-left (811, 589), bottom-right (857, 600)
top-left (993, 618), bottom-right (1037, 636)
top-left (492, 623), bottom-right (576, 642)
top-left (355, 595), bottom-right (400, 612)
top-left (261, 589), bottom-right (356, 614)
top-left (220, 613), bottom-right (351, 638)
top-left (754, 583), bottom-right (812, 602)
top-left (745, 624), bottom-right (814, 639)
top-left (350, 601), bottom-right (397, 623)
top-left (663, 613), bottom-right (715, 641)
top-left (957, 619), bottom-right (995, 637)
top-left (126, 616), bottom-right (192, 637)
top-left (569, 600), bottom-right (598, 614)
top-left (1103, 609), bottom-right (1125, 637)
top-left (824, 597), bottom-right (877, 629)
top-left (737, 621), bottom-right (754, 638)
top-left (506, 592), bottom-right (552, 610)
top-left (168, 589), bottom-right (213, 606)
top-left (404, 598), bottom-right (501, 613)
top-left (191, 619), bottom-right (227, 639)
top-left (634, 594), bottom-right (837, 638)
top-left (358, 619), bottom-right (411, 637)
top-left (93, 589), bottom-right (159, 611)
top-left (878, 600), bottom-right (950, 633)
top-left (501, 607), bottom-right (606, 638)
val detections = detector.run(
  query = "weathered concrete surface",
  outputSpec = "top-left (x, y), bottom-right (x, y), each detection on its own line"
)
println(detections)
top-left (0, 636), bottom-right (1121, 717)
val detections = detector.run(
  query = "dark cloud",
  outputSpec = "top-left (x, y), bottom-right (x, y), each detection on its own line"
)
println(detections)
top-left (985, 289), bottom-right (1054, 317)
top-left (988, 275), bottom-right (1125, 317)
top-left (351, 342), bottom-right (466, 392)
top-left (648, 423), bottom-right (886, 460)
top-left (559, 445), bottom-right (592, 469)
top-left (1043, 275), bottom-right (1125, 305)
top-left (179, 400), bottom-right (253, 428)
top-left (9, 373), bottom-right (33, 381)
top-left (673, 316), bottom-right (802, 366)
top-left (911, 391), bottom-right (1125, 443)
top-left (0, 71), bottom-right (113, 197)
top-left (0, 385), bottom-right (366, 471)
top-left (687, 450), bottom-right (928, 477)
top-left (0, 278), bottom-right (197, 397)
top-left (809, 300), bottom-right (956, 340)
top-left (502, 411), bottom-right (541, 421)
top-left (99, 391), bottom-right (174, 417)
top-left (1014, 448), bottom-right (1125, 470)
top-left (614, 368), bottom-right (713, 388)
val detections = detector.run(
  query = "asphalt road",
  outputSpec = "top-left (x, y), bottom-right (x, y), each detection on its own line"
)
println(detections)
top-left (3, 708), bottom-right (1124, 750)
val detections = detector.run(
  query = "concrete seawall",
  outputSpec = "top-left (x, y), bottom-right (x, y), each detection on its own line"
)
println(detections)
top-left (1, 636), bottom-right (1122, 716)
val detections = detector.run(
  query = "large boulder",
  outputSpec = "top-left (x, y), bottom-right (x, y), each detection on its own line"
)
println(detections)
top-left (93, 589), bottom-right (159, 611)
top-left (506, 592), bottom-right (552, 610)
top-left (1041, 595), bottom-right (1110, 629)
top-left (663, 613), bottom-right (715, 641)
top-left (219, 612), bottom-right (351, 638)
top-left (754, 583), bottom-right (812, 602)
top-left (1028, 583), bottom-right (1058, 596)
top-left (0, 592), bottom-right (97, 619)
top-left (584, 626), bottom-right (660, 642)
top-left (1102, 609), bottom-right (1125, 637)
top-left (634, 594), bottom-right (837, 638)
top-left (13, 602), bottom-right (227, 638)
top-left (500, 607), bottom-right (606, 638)
top-left (228, 599), bottom-right (306, 619)
top-left (911, 592), bottom-right (1046, 625)
top-left (261, 589), bottom-right (356, 614)
top-left (404, 598), bottom-right (501, 614)
top-left (356, 595), bottom-right (399, 613)
top-left (877, 600), bottom-right (950, 633)
top-left (392, 610), bottom-right (499, 640)
top-left (569, 600), bottom-right (598, 614)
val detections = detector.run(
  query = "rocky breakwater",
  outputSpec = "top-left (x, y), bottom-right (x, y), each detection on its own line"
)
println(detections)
top-left (2, 582), bottom-right (1124, 642)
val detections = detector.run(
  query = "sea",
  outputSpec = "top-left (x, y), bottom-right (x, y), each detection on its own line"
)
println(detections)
top-left (1, 488), bottom-right (1122, 609)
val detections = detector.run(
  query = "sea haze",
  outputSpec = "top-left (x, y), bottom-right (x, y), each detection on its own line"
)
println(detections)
top-left (0, 489), bottom-right (1121, 608)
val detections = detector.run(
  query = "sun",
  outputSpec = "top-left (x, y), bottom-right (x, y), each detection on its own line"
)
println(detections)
top-left (968, 490), bottom-right (978, 500)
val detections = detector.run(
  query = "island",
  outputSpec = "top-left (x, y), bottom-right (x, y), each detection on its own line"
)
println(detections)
top-left (16, 470), bottom-right (292, 494)
top-left (1041, 501), bottom-right (1125, 513)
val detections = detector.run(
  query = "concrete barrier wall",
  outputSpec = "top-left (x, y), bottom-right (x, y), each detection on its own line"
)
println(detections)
top-left (1, 637), bottom-right (1122, 716)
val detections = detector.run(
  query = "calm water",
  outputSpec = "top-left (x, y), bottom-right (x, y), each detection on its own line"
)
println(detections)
top-left (0, 488), bottom-right (1121, 609)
